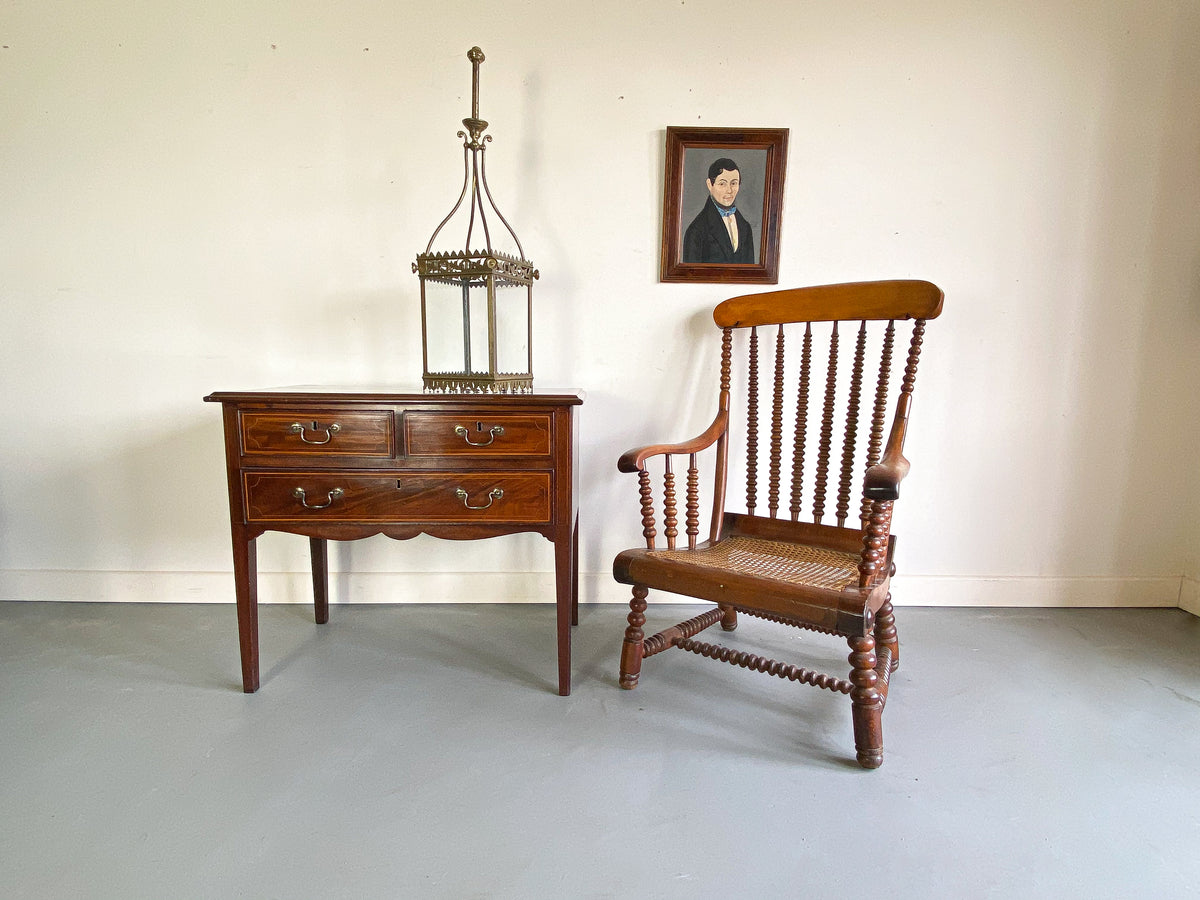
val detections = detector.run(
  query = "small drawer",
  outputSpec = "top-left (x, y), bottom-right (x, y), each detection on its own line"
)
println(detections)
top-left (240, 410), bottom-right (393, 457)
top-left (404, 413), bottom-right (551, 457)
top-left (244, 471), bottom-right (551, 523)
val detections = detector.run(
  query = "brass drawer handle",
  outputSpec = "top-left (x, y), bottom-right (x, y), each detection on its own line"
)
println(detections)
top-left (454, 424), bottom-right (504, 446)
top-left (290, 421), bottom-right (341, 444)
top-left (292, 487), bottom-right (344, 509)
top-left (454, 487), bottom-right (503, 510)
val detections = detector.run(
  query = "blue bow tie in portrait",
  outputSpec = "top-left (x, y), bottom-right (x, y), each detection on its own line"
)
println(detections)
top-left (716, 204), bottom-right (737, 217)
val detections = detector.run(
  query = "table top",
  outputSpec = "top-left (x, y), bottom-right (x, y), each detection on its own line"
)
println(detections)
top-left (205, 386), bottom-right (585, 405)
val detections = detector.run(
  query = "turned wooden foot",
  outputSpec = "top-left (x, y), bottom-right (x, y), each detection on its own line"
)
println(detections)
top-left (849, 634), bottom-right (883, 768)
top-left (619, 585), bottom-right (648, 689)
top-left (719, 603), bottom-right (738, 632)
top-left (873, 593), bottom-right (899, 673)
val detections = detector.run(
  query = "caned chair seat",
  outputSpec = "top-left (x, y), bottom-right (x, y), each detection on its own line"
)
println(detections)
top-left (644, 536), bottom-right (861, 591)
top-left (612, 279), bottom-right (943, 768)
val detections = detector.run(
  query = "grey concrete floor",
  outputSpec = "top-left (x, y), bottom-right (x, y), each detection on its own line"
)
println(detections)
top-left (1, 601), bottom-right (1198, 899)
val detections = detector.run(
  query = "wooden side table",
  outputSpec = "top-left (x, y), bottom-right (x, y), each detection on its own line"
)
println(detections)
top-left (204, 387), bottom-right (583, 695)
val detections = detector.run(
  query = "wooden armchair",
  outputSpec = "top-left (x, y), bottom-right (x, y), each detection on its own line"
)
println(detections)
top-left (613, 280), bottom-right (943, 768)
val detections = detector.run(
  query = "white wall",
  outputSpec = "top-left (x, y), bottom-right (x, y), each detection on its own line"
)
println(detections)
top-left (2, 0), bottom-right (1198, 609)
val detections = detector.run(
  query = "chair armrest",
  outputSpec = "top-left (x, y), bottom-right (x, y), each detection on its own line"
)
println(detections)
top-left (863, 396), bottom-right (912, 501)
top-left (617, 410), bottom-right (729, 472)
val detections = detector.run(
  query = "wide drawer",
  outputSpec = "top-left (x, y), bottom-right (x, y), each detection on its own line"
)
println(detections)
top-left (404, 413), bottom-right (551, 457)
top-left (243, 471), bottom-right (551, 523)
top-left (240, 410), bottom-right (393, 457)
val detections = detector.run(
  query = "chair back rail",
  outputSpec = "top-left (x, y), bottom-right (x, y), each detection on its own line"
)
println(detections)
top-left (713, 279), bottom-right (943, 327)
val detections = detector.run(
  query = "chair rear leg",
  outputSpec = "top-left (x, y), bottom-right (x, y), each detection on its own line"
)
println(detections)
top-left (849, 634), bottom-right (883, 769)
top-left (619, 585), bottom-right (649, 689)
top-left (719, 603), bottom-right (738, 631)
top-left (874, 593), bottom-right (899, 672)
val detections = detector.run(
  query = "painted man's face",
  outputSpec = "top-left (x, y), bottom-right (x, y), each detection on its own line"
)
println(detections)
top-left (706, 169), bottom-right (740, 208)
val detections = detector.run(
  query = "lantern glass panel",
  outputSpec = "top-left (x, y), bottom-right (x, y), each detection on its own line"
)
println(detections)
top-left (421, 280), bottom-right (486, 376)
top-left (495, 285), bottom-right (531, 375)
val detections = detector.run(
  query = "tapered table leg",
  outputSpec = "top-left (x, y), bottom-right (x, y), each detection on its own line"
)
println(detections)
top-left (554, 524), bottom-right (576, 696)
top-left (232, 531), bottom-right (260, 693)
top-left (310, 537), bottom-right (329, 624)
top-left (571, 515), bottom-right (580, 627)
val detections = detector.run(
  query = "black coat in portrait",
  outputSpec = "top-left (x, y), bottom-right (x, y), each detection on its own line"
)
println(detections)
top-left (682, 198), bottom-right (756, 264)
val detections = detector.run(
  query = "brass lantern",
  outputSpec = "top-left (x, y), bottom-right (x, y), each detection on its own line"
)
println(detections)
top-left (413, 47), bottom-right (538, 394)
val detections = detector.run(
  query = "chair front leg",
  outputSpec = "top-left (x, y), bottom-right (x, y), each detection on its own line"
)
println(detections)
top-left (873, 593), bottom-right (899, 673)
top-left (619, 585), bottom-right (649, 689)
top-left (849, 634), bottom-right (883, 769)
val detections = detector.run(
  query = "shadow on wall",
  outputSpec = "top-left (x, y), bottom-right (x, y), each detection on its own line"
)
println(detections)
top-left (1055, 12), bottom-right (1200, 592)
top-left (580, 301), bottom-right (728, 600)
top-left (0, 416), bottom-right (230, 580)
top-left (515, 66), bottom-right (580, 388)
top-left (265, 289), bottom-right (420, 388)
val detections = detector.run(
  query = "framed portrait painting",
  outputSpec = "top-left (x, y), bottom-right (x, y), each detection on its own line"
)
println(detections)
top-left (660, 126), bottom-right (789, 284)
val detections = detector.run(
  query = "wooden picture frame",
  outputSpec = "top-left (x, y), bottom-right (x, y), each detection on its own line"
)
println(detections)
top-left (660, 126), bottom-right (789, 284)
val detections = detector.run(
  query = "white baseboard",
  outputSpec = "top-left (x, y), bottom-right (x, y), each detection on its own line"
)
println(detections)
top-left (0, 569), bottom-right (557, 605)
top-left (1180, 577), bottom-right (1200, 617)
top-left (0, 569), bottom-right (1190, 609)
top-left (886, 574), bottom-right (1183, 608)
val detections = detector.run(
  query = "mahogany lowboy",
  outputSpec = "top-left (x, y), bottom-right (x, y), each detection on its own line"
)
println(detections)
top-left (205, 388), bottom-right (583, 695)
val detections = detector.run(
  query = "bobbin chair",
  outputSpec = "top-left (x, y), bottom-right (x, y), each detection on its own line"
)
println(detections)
top-left (613, 280), bottom-right (943, 768)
